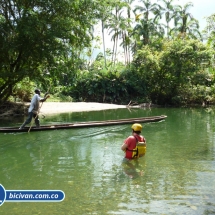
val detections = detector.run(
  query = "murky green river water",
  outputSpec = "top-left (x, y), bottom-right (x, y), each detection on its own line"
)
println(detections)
top-left (0, 107), bottom-right (215, 214)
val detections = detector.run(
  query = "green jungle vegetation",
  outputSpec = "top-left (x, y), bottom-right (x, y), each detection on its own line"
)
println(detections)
top-left (1, 0), bottom-right (215, 107)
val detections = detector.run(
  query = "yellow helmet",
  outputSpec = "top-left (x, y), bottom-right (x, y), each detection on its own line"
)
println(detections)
top-left (131, 123), bottom-right (142, 132)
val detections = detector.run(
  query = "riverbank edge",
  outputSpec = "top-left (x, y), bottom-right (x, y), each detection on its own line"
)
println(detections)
top-left (0, 101), bottom-right (208, 118)
top-left (0, 101), bottom-right (129, 117)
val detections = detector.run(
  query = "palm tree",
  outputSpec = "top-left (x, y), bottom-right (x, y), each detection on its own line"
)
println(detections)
top-left (119, 17), bottom-right (132, 65)
top-left (101, 19), bottom-right (107, 68)
top-left (122, 0), bottom-right (136, 64)
top-left (95, 0), bottom-right (115, 68)
top-left (134, 0), bottom-right (160, 22)
top-left (106, 9), bottom-right (122, 65)
top-left (106, 2), bottom-right (129, 65)
top-left (157, 0), bottom-right (177, 38)
top-left (133, 0), bottom-right (161, 46)
top-left (172, 2), bottom-right (202, 39)
top-left (132, 17), bottom-right (165, 51)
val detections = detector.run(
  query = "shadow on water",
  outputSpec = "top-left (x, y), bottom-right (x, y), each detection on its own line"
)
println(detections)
top-left (0, 107), bottom-right (215, 214)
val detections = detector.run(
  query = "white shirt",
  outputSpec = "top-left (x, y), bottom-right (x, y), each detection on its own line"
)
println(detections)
top-left (28, 94), bottom-right (41, 114)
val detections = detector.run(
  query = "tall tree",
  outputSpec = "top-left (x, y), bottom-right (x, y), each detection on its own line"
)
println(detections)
top-left (0, 0), bottom-right (97, 102)
top-left (122, 0), bottom-right (135, 64)
top-left (172, 2), bottom-right (201, 39)
top-left (132, 38), bottom-right (214, 105)
top-left (158, 0), bottom-right (177, 38)
top-left (204, 13), bottom-right (215, 49)
top-left (106, 1), bottom-right (127, 65)
top-left (95, 0), bottom-right (115, 68)
top-left (132, 17), bottom-right (164, 52)
top-left (133, 0), bottom-right (161, 46)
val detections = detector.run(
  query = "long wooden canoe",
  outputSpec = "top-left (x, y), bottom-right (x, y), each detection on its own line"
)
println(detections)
top-left (0, 115), bottom-right (167, 133)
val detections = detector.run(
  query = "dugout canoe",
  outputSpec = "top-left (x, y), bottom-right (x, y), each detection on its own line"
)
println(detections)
top-left (0, 115), bottom-right (167, 133)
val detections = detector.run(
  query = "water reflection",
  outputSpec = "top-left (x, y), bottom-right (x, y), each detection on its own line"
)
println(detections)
top-left (0, 108), bottom-right (215, 214)
top-left (121, 159), bottom-right (145, 179)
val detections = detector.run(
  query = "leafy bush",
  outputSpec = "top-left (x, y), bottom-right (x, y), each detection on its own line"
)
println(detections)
top-left (68, 70), bottom-right (125, 103)
top-left (13, 79), bottom-right (35, 102)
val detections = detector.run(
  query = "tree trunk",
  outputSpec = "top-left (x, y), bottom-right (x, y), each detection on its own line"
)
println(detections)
top-left (102, 20), bottom-right (107, 68)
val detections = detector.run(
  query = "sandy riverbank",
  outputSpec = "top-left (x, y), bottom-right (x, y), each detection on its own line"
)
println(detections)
top-left (39, 102), bottom-right (127, 115)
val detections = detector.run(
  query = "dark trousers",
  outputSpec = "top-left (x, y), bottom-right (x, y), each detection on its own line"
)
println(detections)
top-left (20, 112), bottom-right (40, 128)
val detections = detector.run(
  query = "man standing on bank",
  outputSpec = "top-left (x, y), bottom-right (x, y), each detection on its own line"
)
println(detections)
top-left (121, 123), bottom-right (146, 161)
top-left (19, 89), bottom-right (50, 129)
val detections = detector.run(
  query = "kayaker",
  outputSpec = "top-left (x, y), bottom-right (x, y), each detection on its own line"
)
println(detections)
top-left (121, 123), bottom-right (146, 161)
top-left (19, 89), bottom-right (50, 129)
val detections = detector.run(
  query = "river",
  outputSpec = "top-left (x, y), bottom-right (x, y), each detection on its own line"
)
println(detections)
top-left (0, 107), bottom-right (215, 214)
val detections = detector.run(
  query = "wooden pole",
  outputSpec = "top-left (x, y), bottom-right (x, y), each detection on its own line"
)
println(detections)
top-left (28, 86), bottom-right (51, 133)
top-left (28, 102), bottom-right (43, 133)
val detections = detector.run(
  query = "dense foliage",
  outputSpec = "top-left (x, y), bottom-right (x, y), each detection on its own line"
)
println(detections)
top-left (1, 0), bottom-right (215, 106)
top-left (133, 39), bottom-right (214, 105)
top-left (0, 0), bottom-right (97, 102)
